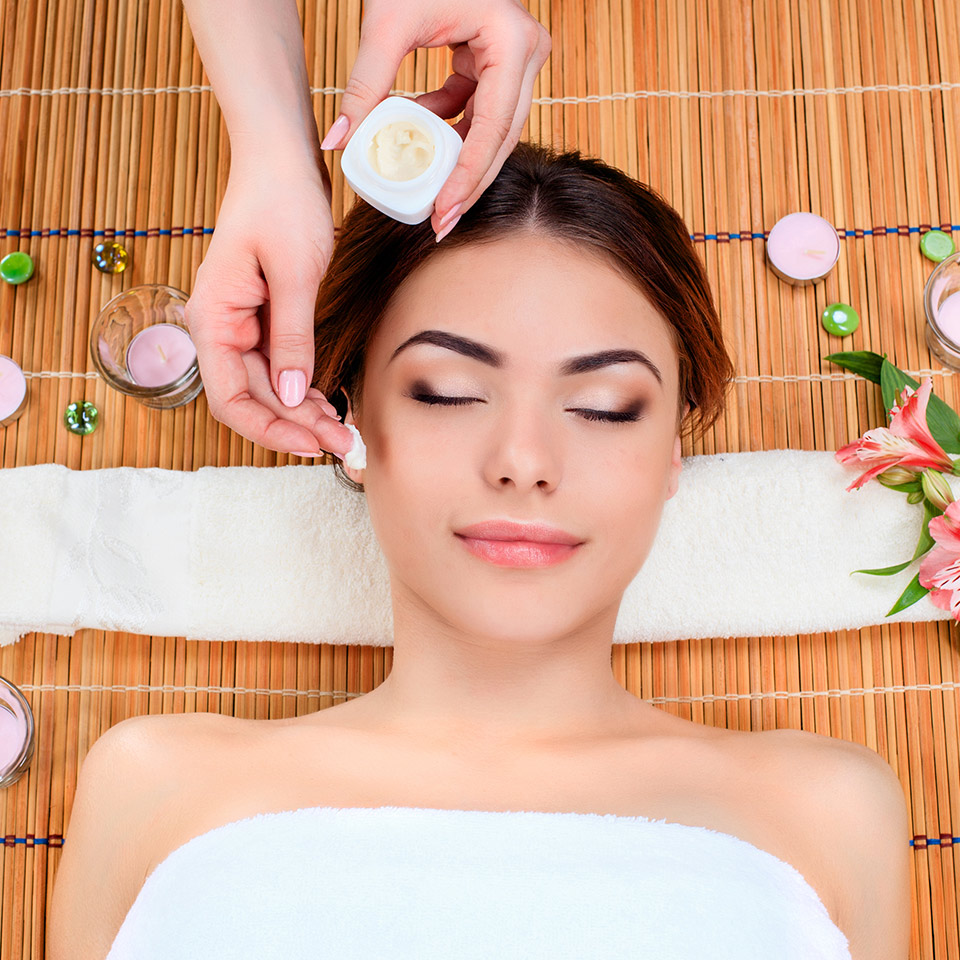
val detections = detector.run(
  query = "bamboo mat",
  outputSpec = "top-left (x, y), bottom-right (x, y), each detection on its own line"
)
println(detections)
top-left (1, 0), bottom-right (959, 956)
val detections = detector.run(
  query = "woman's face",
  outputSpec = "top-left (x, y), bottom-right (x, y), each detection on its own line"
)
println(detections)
top-left (341, 231), bottom-right (685, 648)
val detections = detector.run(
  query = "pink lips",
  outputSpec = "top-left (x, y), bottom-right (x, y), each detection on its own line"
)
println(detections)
top-left (454, 519), bottom-right (584, 568)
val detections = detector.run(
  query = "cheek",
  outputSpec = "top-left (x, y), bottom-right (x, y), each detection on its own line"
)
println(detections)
top-left (363, 423), bottom-right (451, 549)
top-left (587, 427), bottom-right (676, 547)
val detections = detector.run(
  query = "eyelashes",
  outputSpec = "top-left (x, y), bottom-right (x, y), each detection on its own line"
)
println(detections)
top-left (408, 391), bottom-right (644, 424)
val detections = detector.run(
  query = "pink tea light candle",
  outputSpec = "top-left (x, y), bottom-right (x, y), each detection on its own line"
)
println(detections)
top-left (766, 212), bottom-right (841, 285)
top-left (0, 355), bottom-right (27, 427)
top-left (90, 284), bottom-right (204, 409)
top-left (125, 323), bottom-right (197, 387)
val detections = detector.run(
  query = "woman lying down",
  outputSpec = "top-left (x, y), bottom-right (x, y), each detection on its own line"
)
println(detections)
top-left (49, 141), bottom-right (909, 960)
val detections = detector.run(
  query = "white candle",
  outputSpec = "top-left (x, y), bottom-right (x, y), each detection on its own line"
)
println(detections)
top-left (935, 291), bottom-right (960, 345)
top-left (766, 212), bottom-right (840, 284)
top-left (125, 324), bottom-right (197, 387)
top-left (0, 355), bottom-right (27, 426)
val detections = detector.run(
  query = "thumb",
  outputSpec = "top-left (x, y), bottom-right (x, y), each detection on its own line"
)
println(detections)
top-left (320, 22), bottom-right (409, 150)
top-left (266, 269), bottom-right (321, 408)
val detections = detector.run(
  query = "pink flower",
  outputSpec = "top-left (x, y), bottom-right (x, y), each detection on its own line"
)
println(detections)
top-left (835, 378), bottom-right (954, 491)
top-left (919, 499), bottom-right (960, 618)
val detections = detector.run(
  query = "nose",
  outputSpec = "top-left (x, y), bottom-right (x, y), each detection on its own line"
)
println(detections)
top-left (481, 403), bottom-right (563, 492)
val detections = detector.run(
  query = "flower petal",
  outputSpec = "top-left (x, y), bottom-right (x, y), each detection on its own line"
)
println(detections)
top-left (926, 511), bottom-right (960, 554)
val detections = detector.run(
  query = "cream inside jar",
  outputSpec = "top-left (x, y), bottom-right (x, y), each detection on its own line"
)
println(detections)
top-left (367, 120), bottom-right (436, 181)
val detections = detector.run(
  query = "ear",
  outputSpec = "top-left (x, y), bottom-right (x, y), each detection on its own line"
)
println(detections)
top-left (338, 388), bottom-right (365, 486)
top-left (665, 401), bottom-right (690, 500)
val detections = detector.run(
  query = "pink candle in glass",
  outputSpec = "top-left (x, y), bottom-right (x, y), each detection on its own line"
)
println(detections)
top-left (766, 212), bottom-right (840, 284)
top-left (125, 323), bottom-right (197, 387)
top-left (0, 355), bottom-right (27, 426)
top-left (935, 291), bottom-right (960, 344)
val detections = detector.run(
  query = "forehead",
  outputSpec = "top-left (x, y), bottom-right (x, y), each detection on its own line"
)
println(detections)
top-left (370, 233), bottom-right (678, 370)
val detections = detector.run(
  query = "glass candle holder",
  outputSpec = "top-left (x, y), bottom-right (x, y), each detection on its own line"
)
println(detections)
top-left (90, 284), bottom-right (204, 409)
top-left (924, 252), bottom-right (960, 372)
top-left (0, 676), bottom-right (35, 789)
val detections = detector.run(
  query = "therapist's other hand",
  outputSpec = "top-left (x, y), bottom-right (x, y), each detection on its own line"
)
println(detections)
top-left (184, 156), bottom-right (350, 458)
top-left (319, 0), bottom-right (551, 236)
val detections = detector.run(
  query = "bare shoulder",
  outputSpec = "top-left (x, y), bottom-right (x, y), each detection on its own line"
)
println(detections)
top-left (47, 712), bottom-right (244, 960)
top-left (755, 728), bottom-right (911, 960)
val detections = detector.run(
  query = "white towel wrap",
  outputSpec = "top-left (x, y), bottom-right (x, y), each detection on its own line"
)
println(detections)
top-left (0, 450), bottom-right (953, 647)
top-left (104, 805), bottom-right (852, 960)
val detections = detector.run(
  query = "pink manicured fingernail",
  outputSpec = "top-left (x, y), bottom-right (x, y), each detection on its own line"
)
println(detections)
top-left (279, 369), bottom-right (306, 407)
top-left (436, 202), bottom-right (462, 229)
top-left (290, 450), bottom-right (320, 457)
top-left (435, 214), bottom-right (461, 243)
top-left (321, 114), bottom-right (349, 150)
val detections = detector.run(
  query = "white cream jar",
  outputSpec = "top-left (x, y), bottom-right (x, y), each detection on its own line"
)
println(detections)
top-left (339, 96), bottom-right (463, 225)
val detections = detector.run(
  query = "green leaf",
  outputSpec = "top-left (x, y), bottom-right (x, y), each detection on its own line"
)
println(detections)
top-left (886, 572), bottom-right (930, 616)
top-left (827, 350), bottom-right (960, 450)
top-left (913, 499), bottom-right (942, 558)
top-left (881, 362), bottom-right (960, 453)
top-left (852, 357), bottom-right (960, 455)
top-left (925, 393), bottom-right (960, 455)
top-left (880, 358), bottom-right (909, 416)
top-left (877, 479), bottom-right (923, 493)
top-left (824, 351), bottom-right (884, 383)
top-left (852, 559), bottom-right (916, 577)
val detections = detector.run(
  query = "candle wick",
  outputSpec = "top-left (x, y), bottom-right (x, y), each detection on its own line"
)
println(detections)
top-left (156, 344), bottom-right (168, 362)
top-left (803, 248), bottom-right (827, 256)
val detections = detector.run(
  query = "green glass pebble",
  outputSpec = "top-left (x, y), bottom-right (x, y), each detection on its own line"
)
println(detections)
top-left (92, 240), bottom-right (130, 274)
top-left (821, 302), bottom-right (860, 337)
top-left (920, 229), bottom-right (955, 263)
top-left (63, 401), bottom-right (99, 435)
top-left (0, 251), bottom-right (34, 285)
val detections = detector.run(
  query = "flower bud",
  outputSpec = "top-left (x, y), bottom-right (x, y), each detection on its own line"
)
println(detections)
top-left (877, 466), bottom-right (918, 486)
top-left (921, 468), bottom-right (955, 511)
top-left (907, 490), bottom-right (925, 504)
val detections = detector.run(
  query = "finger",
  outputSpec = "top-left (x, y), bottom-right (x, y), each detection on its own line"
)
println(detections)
top-left (413, 71), bottom-right (476, 121)
top-left (185, 299), bottom-right (264, 422)
top-left (305, 386), bottom-right (342, 418)
top-left (196, 341), bottom-right (322, 452)
top-left (432, 40), bottom-right (545, 232)
top-left (321, 14), bottom-right (410, 150)
top-left (263, 262), bottom-right (324, 408)
top-left (431, 23), bottom-right (544, 224)
top-left (240, 348), bottom-right (356, 455)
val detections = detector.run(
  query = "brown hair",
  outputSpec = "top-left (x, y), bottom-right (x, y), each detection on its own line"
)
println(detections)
top-left (313, 140), bottom-right (733, 493)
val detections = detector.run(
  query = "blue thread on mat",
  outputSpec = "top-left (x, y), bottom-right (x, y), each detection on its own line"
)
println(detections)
top-left (3, 835), bottom-right (64, 847)
top-left (3, 224), bottom-right (960, 242)
top-left (2, 227), bottom-right (216, 237)
top-left (909, 835), bottom-right (957, 848)
top-left (690, 225), bottom-right (960, 243)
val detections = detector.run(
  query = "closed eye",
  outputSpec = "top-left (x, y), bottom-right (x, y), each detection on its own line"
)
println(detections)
top-left (409, 392), bottom-right (642, 424)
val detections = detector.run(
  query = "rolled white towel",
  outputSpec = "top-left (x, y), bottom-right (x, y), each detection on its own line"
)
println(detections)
top-left (0, 450), bottom-right (951, 647)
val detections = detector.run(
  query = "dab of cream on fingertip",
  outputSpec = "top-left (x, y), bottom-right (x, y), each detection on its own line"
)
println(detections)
top-left (339, 422), bottom-right (367, 469)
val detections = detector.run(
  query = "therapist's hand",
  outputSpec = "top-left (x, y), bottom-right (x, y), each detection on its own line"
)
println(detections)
top-left (320, 0), bottom-right (552, 235)
top-left (183, 0), bottom-right (549, 458)
top-left (185, 154), bottom-right (355, 460)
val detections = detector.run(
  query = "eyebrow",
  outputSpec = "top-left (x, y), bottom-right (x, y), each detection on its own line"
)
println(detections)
top-left (387, 329), bottom-right (663, 386)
